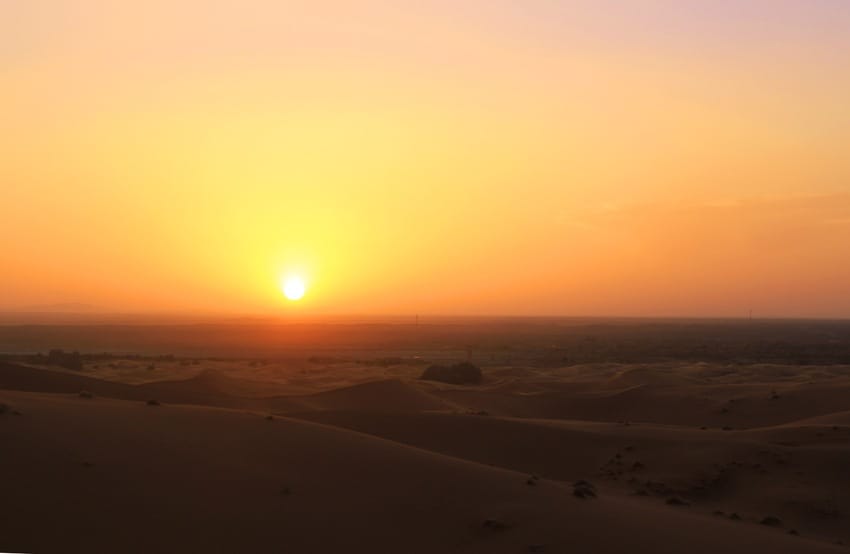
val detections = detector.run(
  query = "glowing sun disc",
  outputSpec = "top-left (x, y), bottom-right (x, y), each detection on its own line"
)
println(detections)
top-left (282, 276), bottom-right (306, 301)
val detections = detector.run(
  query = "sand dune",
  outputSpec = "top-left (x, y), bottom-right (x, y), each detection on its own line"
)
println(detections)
top-left (0, 362), bottom-right (451, 413)
top-left (2, 356), bottom-right (850, 552)
top-left (264, 378), bottom-right (455, 413)
top-left (158, 368), bottom-right (295, 397)
top-left (604, 366), bottom-right (702, 388)
top-left (430, 369), bottom-right (850, 428)
top-left (0, 360), bottom-right (146, 398)
top-left (294, 410), bottom-right (850, 544)
top-left (0, 360), bottom-right (248, 408)
top-left (1, 391), bottom-right (844, 554)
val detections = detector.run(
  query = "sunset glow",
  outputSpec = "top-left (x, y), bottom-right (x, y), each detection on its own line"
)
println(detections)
top-left (2, 1), bottom-right (849, 317)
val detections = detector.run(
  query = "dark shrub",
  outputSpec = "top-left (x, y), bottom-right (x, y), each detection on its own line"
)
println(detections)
top-left (573, 480), bottom-right (597, 499)
top-left (482, 519), bottom-right (507, 531)
top-left (46, 349), bottom-right (84, 371)
top-left (761, 516), bottom-right (783, 527)
top-left (419, 362), bottom-right (482, 385)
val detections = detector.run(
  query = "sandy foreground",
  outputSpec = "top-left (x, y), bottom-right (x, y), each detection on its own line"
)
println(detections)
top-left (2, 359), bottom-right (849, 553)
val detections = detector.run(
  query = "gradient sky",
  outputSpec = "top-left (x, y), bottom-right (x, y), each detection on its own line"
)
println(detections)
top-left (2, 1), bottom-right (849, 317)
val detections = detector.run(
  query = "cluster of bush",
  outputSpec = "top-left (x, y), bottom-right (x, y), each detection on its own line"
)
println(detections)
top-left (0, 350), bottom-right (192, 372)
top-left (419, 361), bottom-right (482, 384)
top-left (46, 349), bottom-right (84, 371)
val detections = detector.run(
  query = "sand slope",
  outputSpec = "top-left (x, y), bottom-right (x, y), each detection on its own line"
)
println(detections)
top-left (262, 378), bottom-right (455, 413)
top-left (0, 360), bottom-right (246, 408)
top-left (295, 410), bottom-right (850, 544)
top-left (1, 391), bottom-right (842, 554)
top-left (2, 358), bottom-right (850, 552)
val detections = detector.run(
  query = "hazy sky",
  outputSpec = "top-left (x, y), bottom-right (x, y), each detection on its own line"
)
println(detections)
top-left (2, 1), bottom-right (849, 317)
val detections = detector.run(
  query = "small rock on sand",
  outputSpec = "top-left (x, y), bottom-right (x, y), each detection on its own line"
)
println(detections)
top-left (760, 516), bottom-right (782, 527)
top-left (482, 519), bottom-right (508, 531)
top-left (573, 480), bottom-right (597, 499)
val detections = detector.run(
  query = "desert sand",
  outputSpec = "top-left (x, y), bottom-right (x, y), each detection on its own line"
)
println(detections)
top-left (2, 320), bottom-right (850, 553)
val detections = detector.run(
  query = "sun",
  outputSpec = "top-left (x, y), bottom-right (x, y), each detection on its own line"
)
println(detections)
top-left (282, 275), bottom-right (307, 301)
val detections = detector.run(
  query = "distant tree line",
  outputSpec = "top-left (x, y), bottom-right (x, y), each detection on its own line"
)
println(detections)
top-left (46, 349), bottom-right (83, 371)
top-left (0, 351), bottom-right (184, 371)
top-left (420, 362), bottom-right (483, 384)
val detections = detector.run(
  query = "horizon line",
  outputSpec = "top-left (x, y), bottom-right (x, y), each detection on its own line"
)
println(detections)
top-left (0, 310), bottom-right (849, 324)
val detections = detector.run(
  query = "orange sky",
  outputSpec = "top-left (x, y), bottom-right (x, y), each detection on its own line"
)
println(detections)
top-left (2, 1), bottom-right (850, 317)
